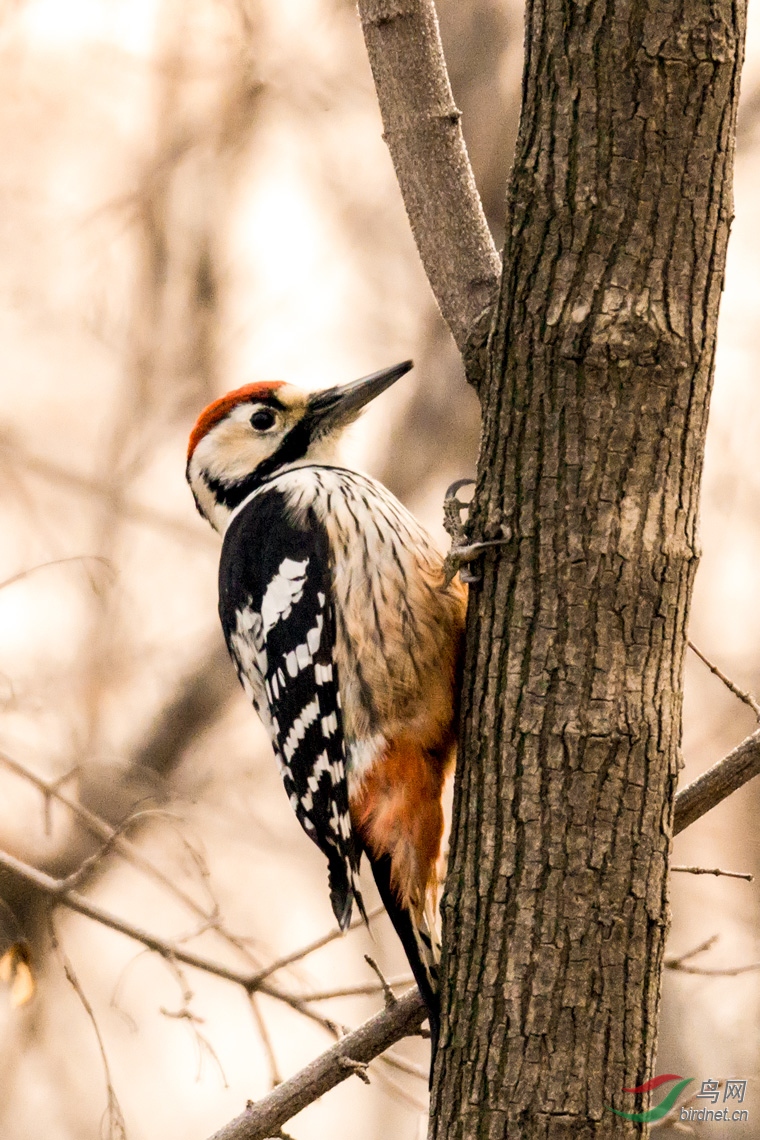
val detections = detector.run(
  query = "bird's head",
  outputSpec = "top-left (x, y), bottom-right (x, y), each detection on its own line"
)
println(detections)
top-left (186, 360), bottom-right (412, 533)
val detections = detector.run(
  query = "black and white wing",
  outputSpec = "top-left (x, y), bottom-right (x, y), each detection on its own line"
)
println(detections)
top-left (218, 487), bottom-right (363, 929)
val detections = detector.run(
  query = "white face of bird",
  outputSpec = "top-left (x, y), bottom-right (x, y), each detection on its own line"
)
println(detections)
top-left (187, 385), bottom-right (321, 532)
top-left (186, 361), bottom-right (413, 534)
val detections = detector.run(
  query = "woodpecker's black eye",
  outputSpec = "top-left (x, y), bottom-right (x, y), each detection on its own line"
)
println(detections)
top-left (250, 408), bottom-right (276, 432)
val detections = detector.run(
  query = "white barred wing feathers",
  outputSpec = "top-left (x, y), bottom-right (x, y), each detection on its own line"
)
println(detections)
top-left (218, 486), bottom-right (362, 930)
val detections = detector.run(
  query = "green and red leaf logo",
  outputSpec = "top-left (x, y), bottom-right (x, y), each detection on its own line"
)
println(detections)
top-left (608, 1074), bottom-right (693, 1123)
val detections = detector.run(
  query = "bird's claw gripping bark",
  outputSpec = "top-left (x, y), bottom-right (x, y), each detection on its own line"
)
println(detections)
top-left (442, 478), bottom-right (510, 586)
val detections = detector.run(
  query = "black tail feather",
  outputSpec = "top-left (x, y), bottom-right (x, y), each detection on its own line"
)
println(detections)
top-left (367, 851), bottom-right (440, 1077)
top-left (328, 854), bottom-right (366, 931)
top-left (328, 842), bottom-right (369, 931)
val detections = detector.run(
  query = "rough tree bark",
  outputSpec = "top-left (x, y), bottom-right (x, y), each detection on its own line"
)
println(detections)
top-left (428, 0), bottom-right (747, 1135)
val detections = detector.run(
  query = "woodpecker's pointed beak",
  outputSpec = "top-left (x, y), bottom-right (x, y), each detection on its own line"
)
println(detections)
top-left (305, 360), bottom-right (413, 439)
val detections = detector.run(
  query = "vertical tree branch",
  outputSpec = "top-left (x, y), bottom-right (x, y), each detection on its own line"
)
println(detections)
top-left (357, 0), bottom-right (501, 363)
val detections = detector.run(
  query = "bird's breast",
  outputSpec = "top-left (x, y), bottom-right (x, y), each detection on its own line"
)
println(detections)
top-left (280, 466), bottom-right (466, 759)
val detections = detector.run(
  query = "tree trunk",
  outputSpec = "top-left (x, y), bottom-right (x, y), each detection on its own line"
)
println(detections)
top-left (432, 0), bottom-right (746, 1133)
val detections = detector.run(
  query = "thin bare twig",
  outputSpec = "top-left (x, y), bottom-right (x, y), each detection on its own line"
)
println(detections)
top-left (0, 749), bottom-right (324, 1017)
top-left (665, 935), bottom-right (760, 976)
top-left (248, 993), bottom-right (283, 1089)
top-left (671, 865), bottom-right (753, 881)
top-left (57, 815), bottom-right (148, 893)
top-left (649, 1121), bottom-right (694, 1135)
top-left (296, 973), bottom-right (414, 1003)
top-left (0, 749), bottom-right (262, 967)
top-left (380, 1047), bottom-right (429, 1081)
top-left (372, 1061), bottom-right (429, 1113)
top-left (245, 903), bottom-right (385, 987)
top-left (48, 912), bottom-right (127, 1140)
top-left (160, 956), bottom-right (229, 1088)
top-left (0, 749), bottom-right (414, 1056)
top-left (0, 847), bottom-right (337, 1032)
top-left (688, 640), bottom-right (760, 719)
top-left (0, 555), bottom-right (114, 594)
top-left (0, 435), bottom-right (207, 544)
top-left (664, 935), bottom-right (719, 968)
top-left (205, 987), bottom-right (427, 1140)
top-left (666, 959), bottom-right (760, 977)
top-left (364, 954), bottom-right (398, 1008)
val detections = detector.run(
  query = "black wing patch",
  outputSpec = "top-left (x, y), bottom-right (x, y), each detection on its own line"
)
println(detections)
top-left (218, 488), bottom-right (363, 929)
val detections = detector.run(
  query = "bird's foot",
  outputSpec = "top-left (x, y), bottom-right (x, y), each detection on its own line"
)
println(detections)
top-left (442, 479), bottom-right (510, 586)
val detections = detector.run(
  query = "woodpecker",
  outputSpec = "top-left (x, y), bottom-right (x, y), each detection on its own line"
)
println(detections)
top-left (186, 361), bottom-right (466, 1056)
